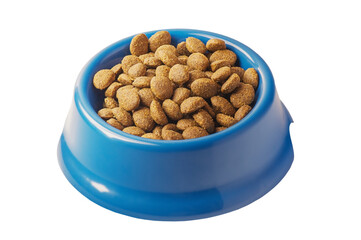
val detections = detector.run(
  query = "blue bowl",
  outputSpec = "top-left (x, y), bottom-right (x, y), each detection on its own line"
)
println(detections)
top-left (58, 29), bottom-right (294, 221)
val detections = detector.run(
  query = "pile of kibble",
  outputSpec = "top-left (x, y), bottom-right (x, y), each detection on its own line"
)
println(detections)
top-left (93, 31), bottom-right (258, 140)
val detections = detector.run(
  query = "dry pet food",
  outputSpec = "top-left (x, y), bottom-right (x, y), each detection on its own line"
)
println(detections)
top-left (93, 31), bottom-right (259, 140)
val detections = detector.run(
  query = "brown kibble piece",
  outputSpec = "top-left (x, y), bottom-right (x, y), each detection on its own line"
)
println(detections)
top-left (211, 60), bottom-right (231, 72)
top-left (176, 119), bottom-right (198, 131)
top-left (172, 87), bottom-right (191, 105)
top-left (144, 57), bottom-right (163, 68)
top-left (106, 118), bottom-right (124, 130)
top-left (203, 102), bottom-right (216, 118)
top-left (162, 99), bottom-right (183, 121)
top-left (128, 63), bottom-right (146, 78)
top-left (230, 67), bottom-right (245, 79)
top-left (162, 123), bottom-right (179, 132)
top-left (215, 126), bottom-right (227, 132)
top-left (162, 130), bottom-right (183, 140)
top-left (243, 68), bottom-right (259, 89)
top-left (111, 64), bottom-right (123, 76)
top-left (112, 107), bottom-right (133, 126)
top-left (93, 69), bottom-right (116, 90)
top-left (234, 105), bottom-right (252, 121)
top-left (123, 126), bottom-right (145, 137)
top-left (121, 55), bottom-right (142, 74)
top-left (216, 113), bottom-right (238, 127)
top-left (193, 109), bottom-right (215, 133)
top-left (187, 53), bottom-right (209, 71)
top-left (178, 55), bottom-right (188, 65)
top-left (180, 97), bottom-right (206, 114)
top-left (155, 45), bottom-right (179, 67)
top-left (130, 33), bottom-right (149, 56)
top-left (145, 68), bottom-right (156, 77)
top-left (182, 126), bottom-right (208, 139)
top-left (149, 31), bottom-right (171, 52)
top-left (152, 126), bottom-right (162, 136)
top-left (211, 66), bottom-right (231, 83)
top-left (191, 78), bottom-right (218, 98)
top-left (177, 41), bottom-right (191, 56)
top-left (211, 96), bottom-right (235, 116)
top-left (132, 76), bottom-right (151, 88)
top-left (209, 50), bottom-right (237, 65)
top-left (117, 73), bottom-right (133, 85)
top-left (138, 88), bottom-right (154, 107)
top-left (133, 107), bottom-right (155, 132)
top-left (169, 64), bottom-right (189, 85)
top-left (155, 65), bottom-right (171, 77)
top-left (230, 83), bottom-right (255, 108)
top-left (221, 73), bottom-right (241, 94)
top-left (150, 76), bottom-right (174, 100)
top-left (97, 108), bottom-right (113, 119)
top-left (105, 82), bottom-right (122, 97)
top-left (206, 39), bottom-right (226, 52)
top-left (150, 100), bottom-right (168, 125)
top-left (205, 71), bottom-right (213, 79)
top-left (139, 52), bottom-right (155, 62)
top-left (186, 37), bottom-right (207, 54)
top-left (142, 133), bottom-right (162, 140)
top-left (117, 87), bottom-right (140, 111)
top-left (103, 97), bottom-right (118, 109)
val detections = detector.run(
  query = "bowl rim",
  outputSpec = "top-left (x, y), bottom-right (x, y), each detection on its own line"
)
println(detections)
top-left (74, 28), bottom-right (275, 149)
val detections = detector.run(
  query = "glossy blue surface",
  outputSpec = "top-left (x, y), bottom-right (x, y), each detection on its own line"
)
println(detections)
top-left (58, 29), bottom-right (294, 221)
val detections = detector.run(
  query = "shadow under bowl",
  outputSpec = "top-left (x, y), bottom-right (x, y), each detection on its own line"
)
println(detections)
top-left (58, 29), bottom-right (294, 221)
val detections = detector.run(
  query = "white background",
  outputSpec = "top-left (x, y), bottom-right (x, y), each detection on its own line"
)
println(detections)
top-left (1, 0), bottom-right (360, 239)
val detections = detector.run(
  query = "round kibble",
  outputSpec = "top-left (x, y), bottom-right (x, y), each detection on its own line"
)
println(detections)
top-left (117, 87), bottom-right (140, 111)
top-left (206, 39), bottom-right (226, 52)
top-left (162, 130), bottom-right (183, 140)
top-left (180, 97), bottom-right (206, 114)
top-left (132, 76), bottom-right (151, 88)
top-left (211, 66), bottom-right (231, 83)
top-left (146, 68), bottom-right (156, 77)
top-left (142, 133), bottom-right (162, 140)
top-left (230, 83), bottom-right (255, 108)
top-left (155, 45), bottom-right (179, 67)
top-left (193, 109), bottom-right (215, 133)
top-left (203, 102), bottom-right (216, 118)
top-left (177, 41), bottom-right (191, 56)
top-left (128, 63), bottom-right (146, 78)
top-left (211, 96), bottom-right (235, 116)
top-left (178, 55), bottom-right (188, 65)
top-left (93, 69), bottom-right (116, 90)
top-left (221, 73), bottom-right (241, 94)
top-left (187, 53), bottom-right (209, 71)
top-left (162, 123), bottom-right (179, 132)
top-left (144, 57), bottom-right (163, 68)
top-left (117, 73), bottom-right (133, 85)
top-left (105, 82), bottom-right (122, 97)
top-left (150, 76), bottom-right (174, 100)
top-left (123, 126), bottom-right (145, 136)
top-left (149, 31), bottom-right (171, 52)
top-left (205, 71), bottom-right (213, 78)
top-left (130, 33), bottom-right (149, 56)
top-left (97, 108), bottom-right (113, 119)
top-left (138, 88), bottom-right (154, 107)
top-left (234, 105), bottom-right (252, 121)
top-left (111, 64), bottom-right (123, 76)
top-left (230, 67), bottom-right (245, 79)
top-left (133, 107), bottom-right (155, 132)
top-left (155, 65), bottom-right (171, 77)
top-left (215, 126), bottom-right (227, 132)
top-left (176, 119), bottom-right (198, 131)
top-left (211, 60), bottom-right (231, 72)
top-left (121, 55), bottom-right (142, 74)
top-left (172, 87), bottom-right (191, 105)
top-left (216, 113), bottom-right (238, 127)
top-left (112, 107), bottom-right (133, 127)
top-left (186, 37), bottom-right (207, 54)
top-left (150, 100), bottom-right (168, 125)
top-left (169, 64), bottom-right (190, 85)
top-left (243, 68), bottom-right (259, 89)
top-left (162, 99), bottom-right (183, 121)
top-left (152, 126), bottom-right (162, 137)
top-left (182, 126), bottom-right (208, 139)
top-left (106, 118), bottom-right (124, 130)
top-left (103, 97), bottom-right (118, 109)
top-left (139, 52), bottom-right (155, 62)
top-left (209, 50), bottom-right (237, 65)
top-left (191, 78), bottom-right (218, 98)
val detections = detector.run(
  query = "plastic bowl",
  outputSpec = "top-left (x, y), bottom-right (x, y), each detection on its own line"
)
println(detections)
top-left (57, 29), bottom-right (294, 221)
